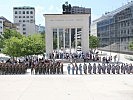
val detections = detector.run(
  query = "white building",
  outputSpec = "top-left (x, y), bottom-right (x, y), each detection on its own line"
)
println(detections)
top-left (44, 14), bottom-right (90, 57)
top-left (13, 6), bottom-right (35, 35)
top-left (0, 18), bottom-right (3, 34)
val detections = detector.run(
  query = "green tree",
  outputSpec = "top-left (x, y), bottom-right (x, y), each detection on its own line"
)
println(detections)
top-left (0, 29), bottom-right (22, 49)
top-left (2, 37), bottom-right (23, 57)
top-left (128, 41), bottom-right (133, 51)
top-left (89, 35), bottom-right (99, 52)
top-left (2, 34), bottom-right (45, 57)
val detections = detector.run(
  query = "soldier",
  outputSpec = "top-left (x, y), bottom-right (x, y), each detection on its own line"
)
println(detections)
top-left (67, 64), bottom-right (71, 75)
top-left (93, 63), bottom-right (97, 74)
top-left (116, 64), bottom-right (120, 74)
top-left (75, 63), bottom-right (78, 75)
top-left (97, 63), bottom-right (101, 74)
top-left (72, 64), bottom-right (75, 75)
top-left (60, 62), bottom-right (64, 74)
top-left (107, 64), bottom-right (111, 74)
top-left (57, 62), bottom-right (60, 74)
top-left (79, 64), bottom-right (82, 75)
top-left (88, 63), bottom-right (92, 74)
top-left (83, 63), bottom-right (87, 74)
top-left (31, 63), bottom-right (34, 75)
top-left (102, 63), bottom-right (106, 74)
top-left (112, 64), bottom-right (116, 74)
top-left (121, 63), bottom-right (124, 74)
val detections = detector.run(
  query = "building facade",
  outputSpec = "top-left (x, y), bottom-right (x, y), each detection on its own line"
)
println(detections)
top-left (44, 14), bottom-right (90, 57)
top-left (13, 6), bottom-right (35, 35)
top-left (71, 6), bottom-right (91, 14)
top-left (0, 16), bottom-right (17, 34)
top-left (93, 1), bottom-right (133, 53)
top-left (0, 18), bottom-right (3, 34)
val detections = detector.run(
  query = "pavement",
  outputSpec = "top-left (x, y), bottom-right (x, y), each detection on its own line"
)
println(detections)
top-left (0, 51), bottom-right (133, 100)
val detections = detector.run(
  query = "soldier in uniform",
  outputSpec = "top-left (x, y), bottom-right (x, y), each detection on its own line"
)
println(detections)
top-left (79, 64), bottom-right (82, 75)
top-left (93, 63), bottom-right (96, 74)
top-left (67, 64), bottom-right (71, 74)
top-left (72, 63), bottom-right (75, 75)
top-left (83, 63), bottom-right (87, 74)
top-left (107, 64), bottom-right (111, 74)
top-left (88, 63), bottom-right (92, 74)
top-left (75, 63), bottom-right (78, 75)
top-left (97, 63), bottom-right (101, 74)
top-left (60, 62), bottom-right (64, 74)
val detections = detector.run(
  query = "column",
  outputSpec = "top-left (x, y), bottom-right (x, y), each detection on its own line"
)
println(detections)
top-left (69, 28), bottom-right (71, 53)
top-left (63, 28), bottom-right (65, 52)
top-left (57, 28), bottom-right (59, 52)
top-left (75, 28), bottom-right (77, 53)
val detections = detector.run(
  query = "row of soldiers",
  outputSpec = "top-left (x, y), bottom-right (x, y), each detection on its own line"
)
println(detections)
top-left (67, 63), bottom-right (133, 75)
top-left (0, 62), bottom-right (28, 75)
top-left (31, 61), bottom-right (64, 75)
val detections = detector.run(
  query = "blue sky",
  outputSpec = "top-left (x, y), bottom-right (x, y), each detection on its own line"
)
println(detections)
top-left (0, 0), bottom-right (132, 26)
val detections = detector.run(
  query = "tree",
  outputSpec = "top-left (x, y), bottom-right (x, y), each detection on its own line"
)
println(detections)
top-left (2, 37), bottom-right (23, 57)
top-left (0, 29), bottom-right (22, 49)
top-left (128, 41), bottom-right (133, 51)
top-left (89, 35), bottom-right (99, 52)
top-left (2, 34), bottom-right (45, 57)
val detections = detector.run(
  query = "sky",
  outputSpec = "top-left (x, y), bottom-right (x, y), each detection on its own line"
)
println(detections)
top-left (0, 0), bottom-right (132, 26)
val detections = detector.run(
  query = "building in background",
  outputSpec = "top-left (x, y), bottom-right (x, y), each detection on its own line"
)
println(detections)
top-left (93, 1), bottom-right (133, 53)
top-left (0, 16), bottom-right (17, 34)
top-left (90, 21), bottom-right (97, 36)
top-left (13, 6), bottom-right (35, 35)
top-left (0, 18), bottom-right (3, 34)
top-left (62, 2), bottom-right (91, 33)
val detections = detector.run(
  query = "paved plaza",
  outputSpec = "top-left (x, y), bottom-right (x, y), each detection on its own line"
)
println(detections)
top-left (0, 51), bottom-right (133, 100)
top-left (0, 75), bottom-right (133, 100)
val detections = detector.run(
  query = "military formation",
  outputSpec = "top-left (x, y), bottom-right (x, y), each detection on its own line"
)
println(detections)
top-left (0, 63), bottom-right (28, 75)
top-left (31, 60), bottom-right (64, 75)
top-left (67, 63), bottom-right (133, 75)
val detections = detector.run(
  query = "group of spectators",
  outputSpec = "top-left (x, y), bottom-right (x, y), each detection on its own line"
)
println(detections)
top-left (67, 62), bottom-right (133, 75)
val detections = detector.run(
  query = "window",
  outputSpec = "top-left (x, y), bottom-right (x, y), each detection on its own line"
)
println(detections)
top-left (19, 11), bottom-right (21, 14)
top-left (23, 11), bottom-right (25, 14)
top-left (23, 16), bottom-right (25, 18)
top-left (23, 24), bottom-right (26, 27)
top-left (30, 16), bottom-right (33, 18)
top-left (26, 16), bottom-right (29, 18)
top-left (23, 28), bottom-right (26, 30)
top-left (15, 11), bottom-right (17, 14)
top-left (23, 20), bottom-right (25, 22)
top-left (30, 19), bottom-right (33, 23)
top-left (15, 16), bottom-right (18, 18)
top-left (26, 11), bottom-right (29, 14)
top-left (19, 16), bottom-right (21, 18)
top-left (23, 32), bottom-right (26, 34)
top-left (19, 20), bottom-right (21, 22)
top-left (30, 11), bottom-right (33, 14)
top-left (27, 20), bottom-right (29, 22)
